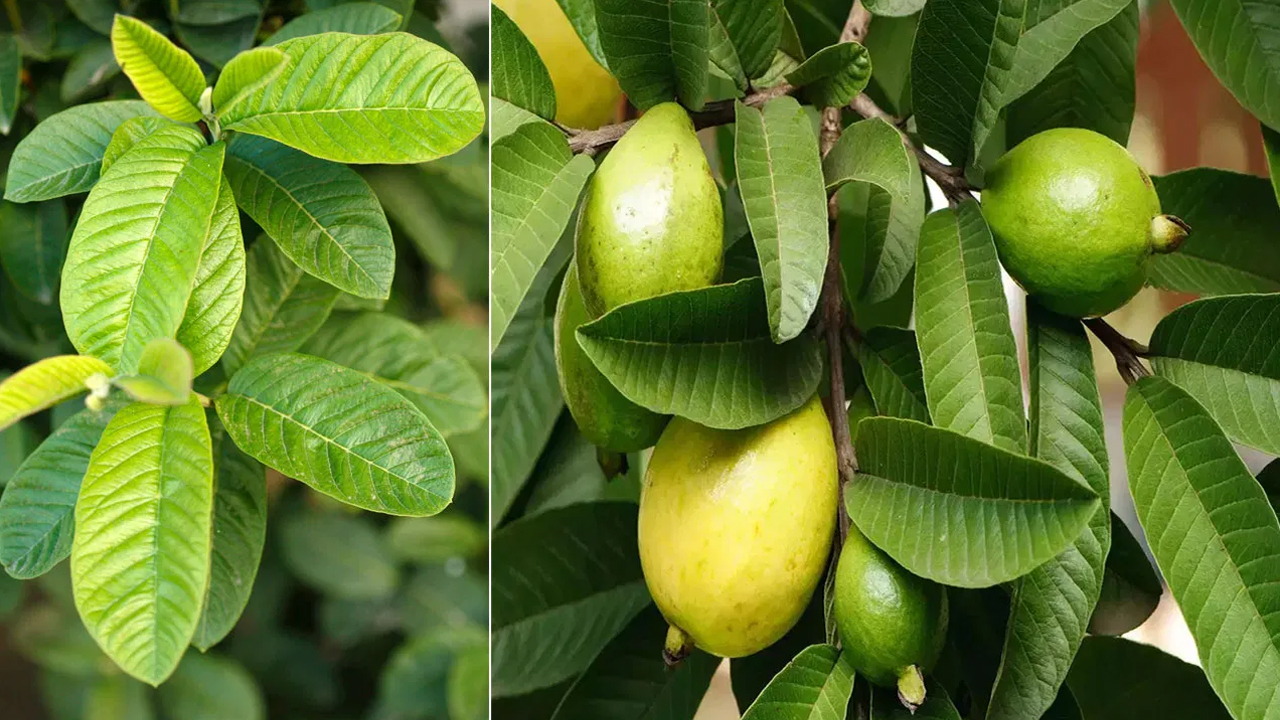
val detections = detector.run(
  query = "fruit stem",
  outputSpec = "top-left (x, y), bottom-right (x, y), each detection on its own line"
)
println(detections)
top-left (896, 665), bottom-right (927, 714)
top-left (662, 625), bottom-right (694, 667)
top-left (1150, 214), bottom-right (1190, 254)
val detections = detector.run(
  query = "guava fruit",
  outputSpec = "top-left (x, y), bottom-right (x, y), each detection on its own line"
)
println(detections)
top-left (492, 0), bottom-right (622, 129)
top-left (981, 127), bottom-right (1188, 318)
top-left (554, 262), bottom-right (668, 452)
top-left (575, 102), bottom-right (724, 316)
top-left (638, 396), bottom-right (837, 660)
top-left (834, 526), bottom-right (948, 711)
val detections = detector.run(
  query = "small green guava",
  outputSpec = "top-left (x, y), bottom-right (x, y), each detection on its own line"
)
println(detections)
top-left (981, 128), bottom-right (1188, 318)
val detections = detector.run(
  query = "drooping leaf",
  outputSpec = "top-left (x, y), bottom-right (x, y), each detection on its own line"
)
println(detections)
top-left (852, 327), bottom-right (929, 422)
top-left (266, 2), bottom-right (403, 45)
top-left (177, 176), bottom-right (245, 375)
top-left (594, 0), bottom-right (710, 110)
top-left (741, 644), bottom-right (855, 719)
top-left (216, 353), bottom-right (454, 516)
top-left (157, 652), bottom-right (265, 720)
top-left (1148, 293), bottom-right (1280, 455)
top-left (4, 101), bottom-right (158, 203)
top-left (914, 201), bottom-right (1026, 453)
top-left (848, 417), bottom-right (1100, 588)
top-left (986, 303), bottom-right (1110, 720)
top-left (491, 5), bottom-right (557, 120)
top-left (0, 200), bottom-right (68, 305)
top-left (0, 407), bottom-right (114, 579)
top-left (576, 277), bottom-right (824, 430)
top-left (1148, 170), bottom-right (1280, 295)
top-left (785, 41), bottom-right (872, 107)
top-left (1067, 636), bottom-right (1231, 719)
top-left (71, 398), bottom-right (214, 685)
top-left (735, 97), bottom-right (829, 343)
top-left (1169, 0), bottom-right (1280, 131)
top-left (713, 0), bottom-right (785, 79)
top-left (911, 0), bottom-right (1025, 164)
top-left (61, 129), bottom-right (224, 373)
top-left (112, 338), bottom-right (194, 406)
top-left (219, 32), bottom-right (485, 164)
top-left (1088, 512), bottom-right (1161, 636)
top-left (1122, 376), bottom-right (1280, 720)
top-left (490, 121), bottom-right (594, 348)
top-left (61, 40), bottom-right (122, 104)
top-left (221, 237), bottom-right (339, 376)
top-left (999, 0), bottom-right (1131, 111)
top-left (0, 355), bottom-right (111, 431)
top-left (492, 502), bottom-right (651, 697)
top-left (210, 46), bottom-right (286, 112)
top-left (224, 134), bottom-right (395, 300)
top-left (111, 15), bottom-right (206, 122)
top-left (0, 34), bottom-right (19, 135)
top-left (280, 510), bottom-right (399, 600)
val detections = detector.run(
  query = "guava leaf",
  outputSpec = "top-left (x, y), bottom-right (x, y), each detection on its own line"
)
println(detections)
top-left (784, 41), bottom-right (872, 108)
top-left (1148, 293), bottom-right (1280, 455)
top-left (0, 355), bottom-right (112, 431)
top-left (84, 675), bottom-right (152, 720)
top-left (61, 40), bottom-right (122, 105)
top-left (848, 417), bottom-right (1100, 588)
top-left (1122, 376), bottom-right (1280, 720)
top-left (265, 3), bottom-right (403, 45)
top-left (449, 645), bottom-right (488, 720)
top-left (101, 116), bottom-right (176, 177)
top-left (177, 176), bottom-right (245, 375)
top-left (491, 5), bottom-right (556, 121)
top-left (221, 238), bottom-right (339, 376)
top-left (71, 397), bottom-right (214, 686)
top-left (594, 0), bottom-right (710, 111)
top-left (741, 644), bottom-right (855, 719)
top-left (1168, 0), bottom-right (1280, 131)
top-left (0, 200), bottom-right (68, 305)
top-left (223, 134), bottom-right (394, 300)
top-left (210, 46), bottom-right (286, 112)
top-left (999, 0), bottom-right (1131, 111)
top-left (911, 0), bottom-right (1024, 164)
top-left (986, 304), bottom-right (1110, 720)
top-left (576, 277), bottom-right (824, 430)
top-left (492, 502), bottom-right (650, 697)
top-left (0, 406), bottom-right (114, 579)
top-left (0, 34), bottom-right (19, 135)
top-left (1066, 637), bottom-right (1232, 719)
top-left (158, 652), bottom-right (265, 720)
top-left (301, 312), bottom-right (487, 437)
top-left (174, 12), bottom-right (260, 69)
top-left (218, 32), bottom-right (485, 164)
top-left (852, 327), bottom-right (930, 423)
top-left (111, 15), bottom-right (206, 122)
top-left (279, 511), bottom-right (399, 600)
top-left (1149, 170), bottom-right (1280, 295)
top-left (1088, 512), bottom-right (1161, 636)
top-left (385, 515), bottom-right (486, 564)
top-left (491, 97), bottom-right (549, 143)
top-left (65, 0), bottom-right (116, 35)
top-left (216, 353), bottom-right (454, 516)
top-left (490, 121), bottom-right (594, 349)
top-left (174, 0), bottom-right (260, 25)
top-left (61, 128), bottom-right (224, 373)
top-left (712, 0), bottom-right (785, 80)
top-left (914, 201), bottom-right (1027, 453)
top-left (4, 101), bottom-right (158, 203)
top-left (708, 11), bottom-right (750, 92)
top-left (864, 0), bottom-right (927, 17)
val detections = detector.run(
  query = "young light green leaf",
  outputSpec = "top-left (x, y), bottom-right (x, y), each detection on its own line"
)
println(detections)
top-left (176, 177), bottom-right (245, 375)
top-left (848, 417), bottom-right (1100, 588)
top-left (193, 430), bottom-right (266, 652)
top-left (223, 134), bottom-right (394, 300)
top-left (62, 40), bottom-right (121, 104)
top-left (594, 0), bottom-right (710, 110)
top-left (219, 32), bottom-right (485, 164)
top-left (1169, 0), bottom-right (1280, 131)
top-left (210, 46), bottom-right (286, 112)
top-left (735, 97), bottom-right (829, 343)
top-left (112, 338), bottom-right (194, 406)
top-left (0, 406), bottom-right (114, 579)
top-left (576, 278), bottom-right (824, 430)
top-left (0, 200), bottom-right (68, 305)
top-left (280, 511), bottom-right (399, 600)
top-left (492, 5), bottom-right (557, 120)
top-left (853, 327), bottom-right (930, 423)
top-left (1123, 376), bottom-right (1280, 720)
top-left (987, 304), bottom-right (1111, 720)
top-left (552, 606), bottom-right (719, 719)
top-left (1067, 637), bottom-right (1232, 720)
top-left (999, 0), bottom-right (1131, 111)
top-left (158, 652), bottom-right (265, 720)
top-left (0, 355), bottom-right (112, 431)
top-left (492, 502), bottom-right (651, 697)
top-left (915, 201), bottom-right (1026, 453)
top-left (712, 0), bottom-right (784, 79)
top-left (300, 312), bottom-right (487, 437)
top-left (1148, 293), bottom-right (1280, 455)
top-left (216, 353), bottom-right (454, 516)
top-left (785, 41), bottom-right (872, 108)
top-left (221, 237), bottom-right (339, 376)
top-left (741, 644), bottom-right (855, 719)
top-left (100, 116), bottom-right (174, 176)
top-left (111, 15), bottom-right (206, 122)
top-left (1149, 170), bottom-right (1280, 295)
top-left (490, 121), bottom-right (594, 349)
top-left (266, 3), bottom-right (402, 45)
top-left (911, 0), bottom-right (1025, 164)
top-left (0, 34), bottom-right (19, 135)
top-left (824, 117), bottom-right (924, 303)
top-left (72, 397), bottom-right (214, 686)
top-left (1088, 512), bottom-right (1161, 636)
top-left (5, 101), bottom-right (159, 203)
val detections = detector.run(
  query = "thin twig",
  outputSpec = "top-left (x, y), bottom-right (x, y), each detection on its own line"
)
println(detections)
top-left (1083, 317), bottom-right (1150, 385)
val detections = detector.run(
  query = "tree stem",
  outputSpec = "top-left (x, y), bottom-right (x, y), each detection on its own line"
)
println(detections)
top-left (1083, 317), bottom-right (1150, 385)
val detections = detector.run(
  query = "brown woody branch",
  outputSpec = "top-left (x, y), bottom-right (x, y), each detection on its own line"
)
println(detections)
top-left (1083, 317), bottom-right (1150, 385)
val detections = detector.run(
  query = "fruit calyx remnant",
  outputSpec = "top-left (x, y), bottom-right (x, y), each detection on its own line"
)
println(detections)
top-left (897, 664), bottom-right (926, 713)
top-left (1150, 214), bottom-right (1190, 254)
top-left (663, 624), bottom-right (694, 667)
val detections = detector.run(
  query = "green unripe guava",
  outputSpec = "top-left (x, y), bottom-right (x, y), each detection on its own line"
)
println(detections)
top-left (575, 102), bottom-right (724, 316)
top-left (981, 128), bottom-right (1187, 318)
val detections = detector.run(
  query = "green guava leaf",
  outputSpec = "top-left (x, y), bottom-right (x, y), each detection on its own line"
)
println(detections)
top-left (221, 238), bottom-right (339, 376)
top-left (210, 46), bottom-right (286, 112)
top-left (112, 338), bottom-right (194, 406)
top-left (914, 201), bottom-right (1026, 453)
top-left (552, 0), bottom-right (610, 69)
top-left (712, 0), bottom-right (784, 79)
top-left (216, 353), bottom-right (454, 516)
top-left (266, 3), bottom-right (403, 45)
top-left (1148, 293), bottom-right (1280, 455)
top-left (864, 0), bottom-right (927, 16)
top-left (490, 121), bottom-right (594, 349)
top-left (84, 675), bottom-right (152, 720)
top-left (61, 40), bottom-right (122, 104)
top-left (0, 34), bottom-right (20, 135)
top-left (65, 0), bottom-right (117, 35)
top-left (735, 97), bottom-right (830, 343)
top-left (1122, 376), bottom-right (1280, 720)
top-left (177, 176), bottom-right (245, 375)
top-left (852, 327), bottom-right (929, 423)
top-left (280, 510), bottom-right (399, 600)
top-left (1088, 512), bottom-right (1161, 636)
top-left (449, 644), bottom-right (488, 720)
top-left (848, 416), bottom-right (1100, 588)
top-left (218, 32), bottom-right (484, 164)
top-left (71, 397), bottom-right (214, 685)
top-left (491, 5), bottom-right (557, 120)
top-left (4, 101), bottom-right (158, 203)
top-left (492, 502), bottom-right (650, 697)
top-left (999, 0), bottom-right (1131, 111)
top-left (111, 15), bottom-right (206, 122)
top-left (0, 200), bottom-right (68, 305)
top-left (385, 514), bottom-right (486, 564)
top-left (491, 97), bottom-right (547, 142)
top-left (741, 644), bottom-right (855, 719)
top-left (174, 12), bottom-right (260, 69)
top-left (1066, 637), bottom-right (1231, 719)
top-left (158, 652), bottom-right (265, 720)
top-left (1168, 0), bottom-right (1280, 131)
top-left (373, 626), bottom-right (485, 719)
top-left (0, 355), bottom-right (112, 431)
top-left (100, 116), bottom-right (174, 176)
top-left (576, 277), bottom-right (824, 430)
top-left (173, 0), bottom-right (260, 25)
top-left (785, 41), bottom-right (872, 108)
top-left (594, 0), bottom-right (710, 111)
top-left (708, 10), bottom-right (749, 92)
top-left (223, 134), bottom-right (394, 300)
